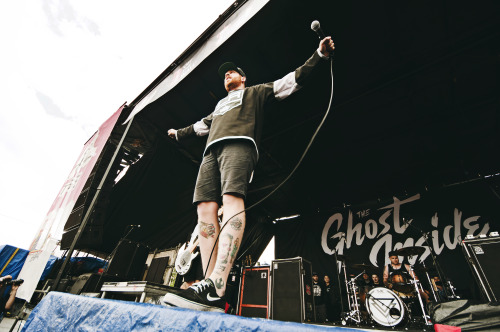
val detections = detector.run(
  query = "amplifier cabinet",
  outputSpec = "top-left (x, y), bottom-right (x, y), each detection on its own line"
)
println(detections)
top-left (237, 266), bottom-right (270, 318)
top-left (271, 257), bottom-right (315, 323)
top-left (462, 235), bottom-right (500, 302)
top-left (106, 240), bottom-right (149, 280)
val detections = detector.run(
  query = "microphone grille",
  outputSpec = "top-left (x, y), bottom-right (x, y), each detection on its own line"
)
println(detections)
top-left (311, 20), bottom-right (321, 32)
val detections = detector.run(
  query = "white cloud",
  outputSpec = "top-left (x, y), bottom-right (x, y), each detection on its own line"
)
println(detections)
top-left (0, 0), bottom-right (235, 249)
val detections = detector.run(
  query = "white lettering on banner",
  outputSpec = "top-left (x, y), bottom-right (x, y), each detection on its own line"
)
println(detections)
top-left (378, 210), bottom-right (392, 237)
top-left (346, 211), bottom-right (365, 248)
top-left (321, 194), bottom-right (490, 268)
top-left (321, 213), bottom-right (344, 255)
top-left (365, 219), bottom-right (377, 239)
top-left (379, 194), bottom-right (420, 234)
top-left (431, 213), bottom-right (445, 255)
top-left (357, 209), bottom-right (370, 218)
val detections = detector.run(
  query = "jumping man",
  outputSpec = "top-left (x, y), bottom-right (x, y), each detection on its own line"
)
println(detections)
top-left (162, 37), bottom-right (335, 312)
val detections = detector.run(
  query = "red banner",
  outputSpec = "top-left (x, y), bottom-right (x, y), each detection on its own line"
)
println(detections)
top-left (29, 104), bottom-right (125, 252)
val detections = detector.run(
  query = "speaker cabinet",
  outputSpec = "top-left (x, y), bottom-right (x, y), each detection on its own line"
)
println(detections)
top-left (43, 278), bottom-right (75, 292)
top-left (60, 224), bottom-right (104, 250)
top-left (69, 273), bottom-right (94, 294)
top-left (68, 273), bottom-right (119, 294)
top-left (60, 144), bottom-right (123, 251)
top-left (462, 235), bottom-right (500, 302)
top-left (271, 257), bottom-right (315, 322)
top-left (145, 257), bottom-right (170, 284)
top-left (237, 266), bottom-right (270, 318)
top-left (106, 240), bottom-right (150, 280)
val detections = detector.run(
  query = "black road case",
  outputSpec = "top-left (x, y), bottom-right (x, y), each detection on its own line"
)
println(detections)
top-left (271, 257), bottom-right (315, 322)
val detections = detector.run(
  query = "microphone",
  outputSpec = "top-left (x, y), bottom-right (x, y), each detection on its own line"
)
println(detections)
top-left (311, 20), bottom-right (325, 40)
top-left (311, 20), bottom-right (333, 58)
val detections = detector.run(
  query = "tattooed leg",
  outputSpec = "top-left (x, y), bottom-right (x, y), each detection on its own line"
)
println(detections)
top-left (220, 234), bottom-right (233, 264)
top-left (214, 277), bottom-right (225, 290)
top-left (197, 201), bottom-right (220, 278)
top-left (229, 217), bottom-right (243, 231)
top-left (230, 238), bottom-right (240, 264)
top-left (199, 221), bottom-right (216, 239)
top-left (209, 194), bottom-right (246, 297)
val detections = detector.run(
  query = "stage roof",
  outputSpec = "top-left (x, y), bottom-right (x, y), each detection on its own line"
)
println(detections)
top-left (66, 0), bottom-right (500, 254)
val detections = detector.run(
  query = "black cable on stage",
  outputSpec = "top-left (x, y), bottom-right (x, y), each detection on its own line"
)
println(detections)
top-left (204, 55), bottom-right (336, 277)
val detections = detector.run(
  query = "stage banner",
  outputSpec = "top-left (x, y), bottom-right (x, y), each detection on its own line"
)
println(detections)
top-left (16, 239), bottom-right (57, 302)
top-left (28, 104), bottom-right (125, 253)
top-left (276, 180), bottom-right (500, 296)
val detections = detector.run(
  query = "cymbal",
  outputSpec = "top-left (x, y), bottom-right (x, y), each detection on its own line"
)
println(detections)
top-left (350, 263), bottom-right (379, 271)
top-left (394, 246), bottom-right (426, 256)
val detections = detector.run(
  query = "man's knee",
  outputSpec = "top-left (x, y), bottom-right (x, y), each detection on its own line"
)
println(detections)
top-left (197, 201), bottom-right (219, 217)
top-left (222, 193), bottom-right (244, 207)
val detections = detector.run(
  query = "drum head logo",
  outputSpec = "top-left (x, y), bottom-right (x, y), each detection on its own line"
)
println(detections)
top-left (366, 288), bottom-right (405, 327)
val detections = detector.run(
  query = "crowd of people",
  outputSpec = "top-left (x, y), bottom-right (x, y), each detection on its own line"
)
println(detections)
top-left (311, 269), bottom-right (397, 323)
top-left (311, 250), bottom-right (443, 324)
top-left (312, 272), bottom-right (341, 323)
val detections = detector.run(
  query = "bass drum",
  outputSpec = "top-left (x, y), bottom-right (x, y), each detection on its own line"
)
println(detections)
top-left (365, 287), bottom-right (408, 327)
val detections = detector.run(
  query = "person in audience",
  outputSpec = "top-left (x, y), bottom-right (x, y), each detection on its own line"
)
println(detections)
top-left (0, 275), bottom-right (21, 322)
top-left (357, 272), bottom-right (373, 305)
top-left (312, 272), bottom-right (327, 323)
top-left (371, 273), bottom-right (383, 287)
top-left (323, 275), bottom-right (341, 323)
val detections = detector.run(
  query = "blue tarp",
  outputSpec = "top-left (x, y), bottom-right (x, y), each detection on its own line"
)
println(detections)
top-left (39, 256), bottom-right (106, 281)
top-left (65, 256), bottom-right (106, 275)
top-left (0, 245), bottom-right (30, 299)
top-left (22, 292), bottom-right (368, 332)
top-left (0, 245), bottom-right (56, 283)
top-left (0, 245), bottom-right (106, 285)
top-left (39, 255), bottom-right (58, 281)
top-left (0, 245), bottom-right (29, 280)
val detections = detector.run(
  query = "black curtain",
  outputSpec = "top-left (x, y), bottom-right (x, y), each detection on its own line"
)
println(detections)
top-left (102, 135), bottom-right (276, 264)
top-left (103, 137), bottom-right (199, 252)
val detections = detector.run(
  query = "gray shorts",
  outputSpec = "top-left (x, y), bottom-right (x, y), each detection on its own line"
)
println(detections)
top-left (193, 139), bottom-right (257, 204)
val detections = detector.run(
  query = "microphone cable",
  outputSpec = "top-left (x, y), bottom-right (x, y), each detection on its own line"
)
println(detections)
top-left (204, 54), bottom-right (336, 277)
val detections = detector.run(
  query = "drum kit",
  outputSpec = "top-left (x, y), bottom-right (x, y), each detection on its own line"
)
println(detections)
top-left (336, 246), bottom-right (458, 328)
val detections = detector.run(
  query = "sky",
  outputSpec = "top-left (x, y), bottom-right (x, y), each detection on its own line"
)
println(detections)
top-left (0, 0), bottom-right (236, 250)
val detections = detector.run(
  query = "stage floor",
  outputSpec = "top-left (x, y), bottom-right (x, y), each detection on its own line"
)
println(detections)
top-left (17, 292), bottom-right (439, 332)
top-left (0, 317), bottom-right (437, 332)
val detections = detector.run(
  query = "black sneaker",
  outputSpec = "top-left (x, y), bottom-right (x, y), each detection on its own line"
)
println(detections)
top-left (162, 279), bottom-right (225, 312)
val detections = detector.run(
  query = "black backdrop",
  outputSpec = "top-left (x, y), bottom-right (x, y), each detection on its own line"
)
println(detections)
top-left (276, 179), bottom-right (500, 298)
